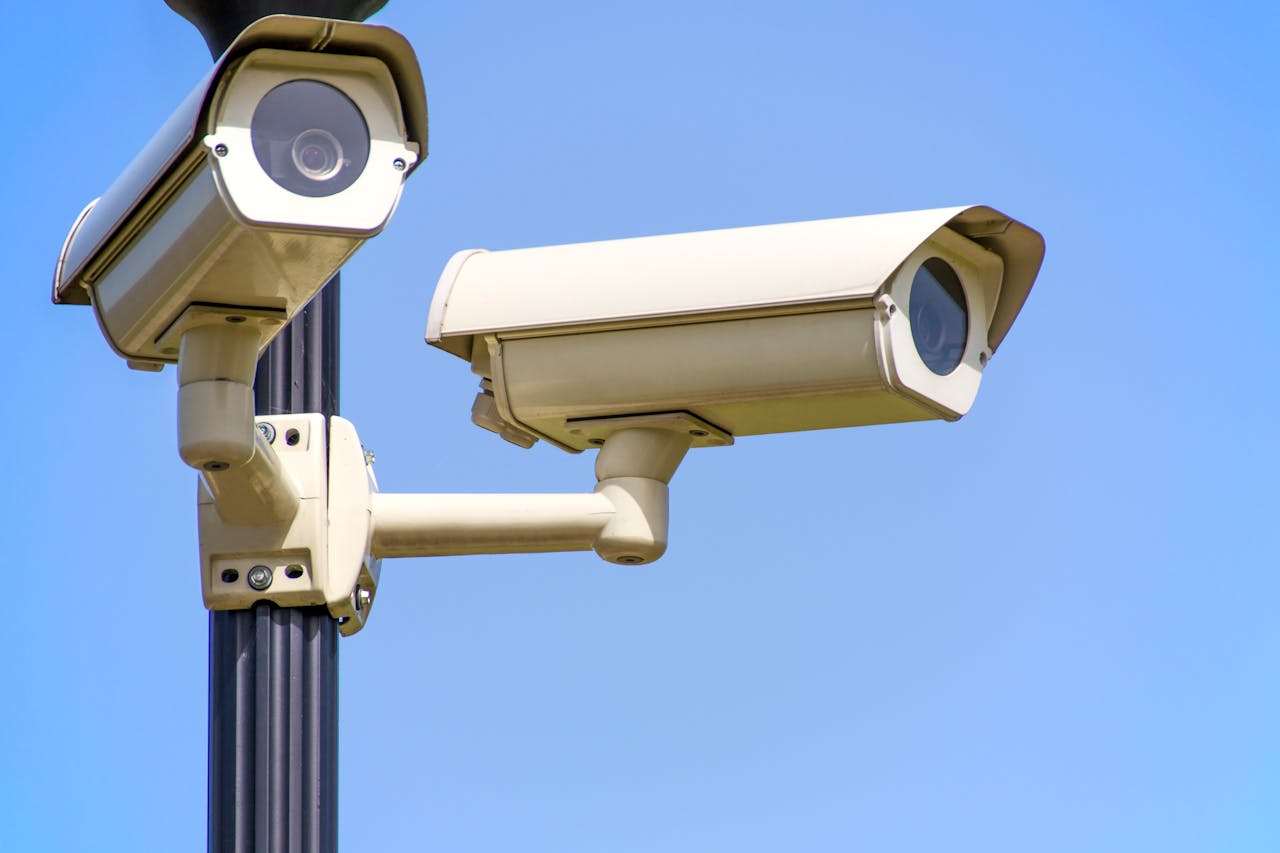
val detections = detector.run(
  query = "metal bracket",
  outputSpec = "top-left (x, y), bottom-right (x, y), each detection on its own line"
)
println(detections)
top-left (155, 303), bottom-right (288, 359)
top-left (198, 413), bottom-right (381, 635)
top-left (196, 413), bottom-right (717, 635)
top-left (563, 411), bottom-right (733, 449)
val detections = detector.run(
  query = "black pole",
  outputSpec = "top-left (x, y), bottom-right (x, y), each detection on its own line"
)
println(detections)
top-left (207, 287), bottom-right (341, 853)
top-left (165, 2), bottom-right (386, 850)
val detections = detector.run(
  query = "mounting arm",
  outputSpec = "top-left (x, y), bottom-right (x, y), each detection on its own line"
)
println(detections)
top-left (369, 427), bottom-right (692, 565)
top-left (197, 415), bottom-right (704, 635)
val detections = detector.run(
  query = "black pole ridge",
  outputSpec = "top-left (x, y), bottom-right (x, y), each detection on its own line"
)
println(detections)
top-left (209, 602), bottom-right (339, 852)
top-left (254, 282), bottom-right (341, 417)
top-left (210, 276), bottom-right (342, 852)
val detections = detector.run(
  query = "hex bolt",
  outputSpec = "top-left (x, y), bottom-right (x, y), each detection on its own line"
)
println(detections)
top-left (247, 565), bottom-right (273, 591)
top-left (257, 422), bottom-right (277, 444)
top-left (358, 587), bottom-right (373, 611)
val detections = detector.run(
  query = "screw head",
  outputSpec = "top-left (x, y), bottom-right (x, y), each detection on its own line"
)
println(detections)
top-left (247, 565), bottom-right (273, 591)
top-left (214, 143), bottom-right (229, 157)
top-left (257, 422), bottom-right (277, 444)
top-left (393, 157), bottom-right (406, 171)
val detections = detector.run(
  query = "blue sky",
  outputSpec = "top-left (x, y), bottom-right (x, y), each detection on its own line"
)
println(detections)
top-left (4, 1), bottom-right (1279, 850)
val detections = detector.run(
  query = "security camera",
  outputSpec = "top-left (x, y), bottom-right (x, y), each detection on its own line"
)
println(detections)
top-left (50, 14), bottom-right (427, 473)
top-left (187, 204), bottom-right (1044, 628)
top-left (425, 205), bottom-right (1043, 451)
top-left (52, 14), bottom-right (428, 371)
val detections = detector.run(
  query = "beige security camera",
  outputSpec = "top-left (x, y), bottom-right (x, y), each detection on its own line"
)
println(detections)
top-left (426, 205), bottom-right (1043, 451)
top-left (53, 15), bottom-right (427, 368)
top-left (51, 14), bottom-right (427, 474)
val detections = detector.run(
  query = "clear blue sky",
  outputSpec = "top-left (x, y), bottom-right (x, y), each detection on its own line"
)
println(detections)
top-left (4, 2), bottom-right (1279, 850)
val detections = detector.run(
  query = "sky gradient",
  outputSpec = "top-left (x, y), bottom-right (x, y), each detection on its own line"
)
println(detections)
top-left (4, 2), bottom-right (1279, 850)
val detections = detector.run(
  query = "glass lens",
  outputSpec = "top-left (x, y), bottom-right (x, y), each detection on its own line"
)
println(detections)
top-left (251, 80), bottom-right (370, 198)
top-left (908, 258), bottom-right (968, 375)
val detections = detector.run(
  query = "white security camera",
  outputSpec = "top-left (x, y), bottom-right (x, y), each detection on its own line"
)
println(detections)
top-left (52, 14), bottom-right (428, 371)
top-left (51, 15), bottom-right (427, 473)
top-left (426, 205), bottom-right (1043, 451)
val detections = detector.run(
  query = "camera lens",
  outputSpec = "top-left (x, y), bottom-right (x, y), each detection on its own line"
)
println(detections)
top-left (908, 258), bottom-right (968, 375)
top-left (251, 80), bottom-right (370, 198)
top-left (291, 129), bottom-right (343, 180)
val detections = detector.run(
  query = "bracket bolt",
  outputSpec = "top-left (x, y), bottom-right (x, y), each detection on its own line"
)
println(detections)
top-left (247, 565), bottom-right (273, 591)
top-left (257, 422), bottom-right (276, 444)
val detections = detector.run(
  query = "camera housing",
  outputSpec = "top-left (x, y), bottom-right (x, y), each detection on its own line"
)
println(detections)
top-left (426, 205), bottom-right (1044, 451)
top-left (52, 14), bottom-right (428, 370)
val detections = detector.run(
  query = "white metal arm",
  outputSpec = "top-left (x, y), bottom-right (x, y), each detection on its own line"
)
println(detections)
top-left (195, 409), bottom-right (695, 634)
top-left (368, 427), bottom-right (693, 565)
top-left (370, 493), bottom-right (614, 557)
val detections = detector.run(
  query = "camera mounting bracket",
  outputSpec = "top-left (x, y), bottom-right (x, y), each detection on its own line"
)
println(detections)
top-left (199, 413), bottom-right (381, 636)
top-left (563, 411), bottom-right (733, 450)
top-left (196, 413), bottom-right (709, 634)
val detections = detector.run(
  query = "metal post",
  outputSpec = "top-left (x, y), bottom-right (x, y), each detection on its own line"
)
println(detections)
top-left (207, 286), bottom-right (341, 853)
top-left (164, 2), bottom-right (386, 850)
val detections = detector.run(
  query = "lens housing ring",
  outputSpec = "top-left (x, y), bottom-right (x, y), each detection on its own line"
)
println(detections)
top-left (875, 226), bottom-right (1002, 420)
top-left (250, 79), bottom-right (370, 198)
